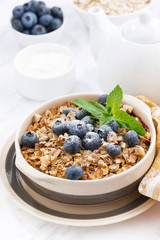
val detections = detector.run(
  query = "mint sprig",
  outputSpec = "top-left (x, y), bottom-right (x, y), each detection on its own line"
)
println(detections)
top-left (115, 110), bottom-right (146, 136)
top-left (106, 85), bottom-right (123, 115)
top-left (72, 85), bottom-right (146, 136)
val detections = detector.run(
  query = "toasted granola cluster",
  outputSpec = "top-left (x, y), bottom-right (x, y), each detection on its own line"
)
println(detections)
top-left (74, 0), bottom-right (150, 16)
top-left (21, 102), bottom-right (150, 180)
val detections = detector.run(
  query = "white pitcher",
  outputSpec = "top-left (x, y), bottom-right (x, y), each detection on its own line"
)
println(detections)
top-left (88, 7), bottom-right (160, 104)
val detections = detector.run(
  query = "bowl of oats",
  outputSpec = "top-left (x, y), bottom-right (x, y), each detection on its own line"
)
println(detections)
top-left (69, 0), bottom-right (155, 26)
top-left (15, 85), bottom-right (156, 204)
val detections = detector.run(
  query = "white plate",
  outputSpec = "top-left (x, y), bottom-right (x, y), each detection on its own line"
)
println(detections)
top-left (0, 134), bottom-right (156, 227)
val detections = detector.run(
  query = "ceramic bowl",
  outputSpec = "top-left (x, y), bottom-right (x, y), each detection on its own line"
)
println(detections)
top-left (68, 0), bottom-right (156, 26)
top-left (15, 93), bottom-right (156, 203)
top-left (14, 43), bottom-right (75, 101)
top-left (11, 12), bottom-right (65, 47)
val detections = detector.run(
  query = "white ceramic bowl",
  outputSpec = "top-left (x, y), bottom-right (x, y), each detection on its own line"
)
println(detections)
top-left (15, 93), bottom-right (156, 201)
top-left (14, 43), bottom-right (75, 101)
top-left (11, 13), bottom-right (65, 47)
top-left (68, 0), bottom-right (156, 26)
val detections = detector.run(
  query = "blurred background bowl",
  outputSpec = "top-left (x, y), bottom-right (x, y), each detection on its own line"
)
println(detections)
top-left (68, 0), bottom-right (157, 26)
top-left (11, 15), bottom-right (66, 47)
top-left (14, 42), bottom-right (75, 101)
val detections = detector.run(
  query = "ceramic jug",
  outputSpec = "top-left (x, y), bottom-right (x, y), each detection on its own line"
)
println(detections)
top-left (89, 7), bottom-right (160, 104)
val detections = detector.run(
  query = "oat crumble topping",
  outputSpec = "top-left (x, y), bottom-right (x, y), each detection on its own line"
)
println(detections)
top-left (20, 101), bottom-right (151, 180)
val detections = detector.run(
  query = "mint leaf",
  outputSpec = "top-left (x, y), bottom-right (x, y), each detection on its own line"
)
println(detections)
top-left (106, 85), bottom-right (123, 115)
top-left (72, 85), bottom-right (146, 136)
top-left (116, 120), bottom-right (130, 129)
top-left (115, 110), bottom-right (146, 136)
top-left (72, 98), bottom-right (107, 119)
top-left (100, 114), bottom-right (115, 125)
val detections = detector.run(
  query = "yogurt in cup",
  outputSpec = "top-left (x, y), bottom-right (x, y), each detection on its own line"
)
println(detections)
top-left (14, 43), bottom-right (75, 101)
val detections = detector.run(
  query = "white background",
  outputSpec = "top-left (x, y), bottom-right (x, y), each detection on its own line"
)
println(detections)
top-left (1, 0), bottom-right (160, 239)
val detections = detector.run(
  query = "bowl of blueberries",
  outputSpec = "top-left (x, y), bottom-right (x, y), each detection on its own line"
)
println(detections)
top-left (11, 0), bottom-right (65, 46)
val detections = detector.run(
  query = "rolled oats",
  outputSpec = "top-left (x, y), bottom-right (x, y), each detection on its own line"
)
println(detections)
top-left (74, 0), bottom-right (150, 16)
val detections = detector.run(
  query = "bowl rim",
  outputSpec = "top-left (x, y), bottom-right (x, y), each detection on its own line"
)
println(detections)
top-left (15, 92), bottom-right (156, 184)
top-left (14, 42), bottom-right (75, 80)
top-left (68, 0), bottom-right (154, 19)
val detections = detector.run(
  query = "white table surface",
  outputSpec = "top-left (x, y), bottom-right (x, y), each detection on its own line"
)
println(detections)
top-left (1, 0), bottom-right (160, 239)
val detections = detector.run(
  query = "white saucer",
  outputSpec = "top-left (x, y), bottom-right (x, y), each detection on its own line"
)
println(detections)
top-left (0, 134), bottom-right (156, 227)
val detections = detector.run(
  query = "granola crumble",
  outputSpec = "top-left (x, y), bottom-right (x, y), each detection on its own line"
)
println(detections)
top-left (21, 101), bottom-right (150, 180)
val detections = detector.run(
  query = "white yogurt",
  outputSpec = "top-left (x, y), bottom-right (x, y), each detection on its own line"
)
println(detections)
top-left (16, 44), bottom-right (73, 79)
top-left (14, 43), bottom-right (75, 101)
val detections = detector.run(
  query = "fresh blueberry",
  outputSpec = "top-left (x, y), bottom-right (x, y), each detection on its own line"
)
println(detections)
top-left (76, 108), bottom-right (90, 120)
top-left (11, 19), bottom-right (24, 32)
top-left (86, 124), bottom-right (94, 132)
top-left (83, 132), bottom-right (101, 151)
top-left (65, 164), bottom-right (83, 180)
top-left (52, 120), bottom-right (68, 135)
top-left (64, 136), bottom-right (82, 155)
top-left (36, 3), bottom-right (48, 16)
top-left (106, 143), bottom-right (121, 157)
top-left (21, 131), bottom-right (38, 148)
top-left (97, 125), bottom-right (112, 141)
top-left (39, 14), bottom-right (53, 27)
top-left (31, 24), bottom-right (47, 35)
top-left (81, 116), bottom-right (95, 125)
top-left (48, 18), bottom-right (62, 31)
top-left (23, 1), bottom-right (36, 12)
top-left (38, 1), bottom-right (46, 6)
top-left (125, 130), bottom-right (140, 147)
top-left (21, 12), bottom-right (38, 28)
top-left (107, 120), bottom-right (118, 133)
top-left (98, 94), bottom-right (108, 106)
top-left (12, 6), bottom-right (25, 19)
top-left (23, 29), bottom-right (31, 34)
top-left (62, 107), bottom-right (76, 116)
top-left (50, 7), bottom-right (63, 20)
top-left (68, 120), bottom-right (88, 138)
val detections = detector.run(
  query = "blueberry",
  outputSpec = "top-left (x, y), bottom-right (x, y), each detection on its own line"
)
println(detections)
top-left (97, 125), bottom-right (112, 141)
top-left (65, 164), bottom-right (83, 180)
top-left (107, 121), bottom-right (118, 133)
top-left (21, 131), bottom-right (38, 148)
top-left (11, 19), bottom-right (24, 32)
top-left (48, 18), bottom-right (62, 31)
top-left (125, 130), bottom-right (140, 147)
top-left (21, 12), bottom-right (38, 28)
top-left (62, 107), bottom-right (76, 116)
top-left (64, 136), bottom-right (82, 155)
top-left (31, 24), bottom-right (47, 35)
top-left (23, 29), bottom-right (31, 34)
top-left (38, 1), bottom-right (46, 6)
top-left (76, 108), bottom-right (90, 120)
top-left (36, 3), bottom-right (48, 16)
top-left (68, 120), bottom-right (88, 138)
top-left (86, 124), bottom-right (94, 132)
top-left (51, 7), bottom-right (63, 20)
top-left (106, 143), bottom-right (121, 157)
top-left (52, 120), bottom-right (68, 135)
top-left (81, 116), bottom-right (95, 125)
top-left (39, 14), bottom-right (53, 27)
top-left (98, 94), bottom-right (108, 106)
top-left (12, 6), bottom-right (25, 19)
top-left (83, 132), bottom-right (101, 151)
top-left (23, 1), bottom-right (37, 12)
